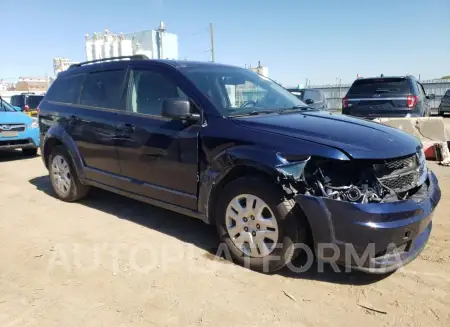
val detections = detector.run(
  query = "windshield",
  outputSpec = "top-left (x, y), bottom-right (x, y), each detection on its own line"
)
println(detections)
top-left (180, 65), bottom-right (307, 116)
top-left (0, 99), bottom-right (17, 112)
top-left (287, 89), bottom-right (305, 100)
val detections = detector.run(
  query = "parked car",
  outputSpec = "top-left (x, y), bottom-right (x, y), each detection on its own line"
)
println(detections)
top-left (10, 93), bottom-right (44, 117)
top-left (438, 89), bottom-right (450, 116)
top-left (39, 56), bottom-right (440, 274)
top-left (0, 97), bottom-right (40, 155)
top-left (342, 76), bottom-right (434, 118)
top-left (286, 88), bottom-right (328, 110)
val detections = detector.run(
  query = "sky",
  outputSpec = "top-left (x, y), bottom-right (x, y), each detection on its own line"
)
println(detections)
top-left (1, 0), bottom-right (449, 86)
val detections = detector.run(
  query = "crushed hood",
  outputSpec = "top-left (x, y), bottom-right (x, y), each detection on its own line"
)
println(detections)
top-left (232, 111), bottom-right (421, 159)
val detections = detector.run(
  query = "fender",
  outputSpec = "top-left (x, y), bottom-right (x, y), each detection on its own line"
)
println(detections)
top-left (198, 145), bottom-right (282, 223)
top-left (43, 124), bottom-right (86, 182)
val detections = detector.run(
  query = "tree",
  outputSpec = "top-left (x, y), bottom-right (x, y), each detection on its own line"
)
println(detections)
top-left (441, 75), bottom-right (450, 80)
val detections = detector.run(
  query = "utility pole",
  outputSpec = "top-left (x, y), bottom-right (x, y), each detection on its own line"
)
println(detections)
top-left (209, 23), bottom-right (215, 62)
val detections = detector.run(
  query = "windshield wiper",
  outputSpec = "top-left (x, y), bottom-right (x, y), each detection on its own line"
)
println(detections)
top-left (278, 105), bottom-right (311, 113)
top-left (230, 109), bottom-right (276, 117)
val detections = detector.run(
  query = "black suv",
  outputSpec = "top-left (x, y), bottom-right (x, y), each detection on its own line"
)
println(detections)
top-left (342, 76), bottom-right (434, 118)
top-left (286, 88), bottom-right (328, 110)
top-left (38, 56), bottom-right (440, 274)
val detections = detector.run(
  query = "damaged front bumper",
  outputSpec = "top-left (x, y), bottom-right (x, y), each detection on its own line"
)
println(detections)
top-left (294, 171), bottom-right (441, 274)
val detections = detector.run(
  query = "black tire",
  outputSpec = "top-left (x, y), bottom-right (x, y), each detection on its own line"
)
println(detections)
top-left (439, 111), bottom-right (444, 117)
top-left (215, 176), bottom-right (310, 273)
top-left (22, 148), bottom-right (38, 156)
top-left (48, 145), bottom-right (90, 202)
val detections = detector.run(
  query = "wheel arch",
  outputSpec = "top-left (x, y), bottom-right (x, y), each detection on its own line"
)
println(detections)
top-left (198, 145), bottom-right (283, 225)
top-left (42, 125), bottom-right (86, 181)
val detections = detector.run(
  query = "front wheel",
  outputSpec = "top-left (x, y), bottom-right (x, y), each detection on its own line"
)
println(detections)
top-left (215, 176), bottom-right (310, 273)
top-left (49, 145), bottom-right (90, 202)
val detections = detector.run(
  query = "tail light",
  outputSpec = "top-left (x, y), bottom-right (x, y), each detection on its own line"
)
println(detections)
top-left (342, 96), bottom-right (349, 108)
top-left (407, 95), bottom-right (419, 109)
top-left (24, 104), bottom-right (30, 112)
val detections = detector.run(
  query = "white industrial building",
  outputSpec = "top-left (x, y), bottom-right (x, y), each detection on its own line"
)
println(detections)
top-left (85, 22), bottom-right (178, 61)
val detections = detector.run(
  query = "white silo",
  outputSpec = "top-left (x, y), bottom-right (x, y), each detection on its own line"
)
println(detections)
top-left (118, 32), bottom-right (133, 56)
top-left (102, 29), bottom-right (113, 58)
top-left (93, 33), bottom-right (103, 59)
top-left (85, 34), bottom-right (93, 61)
top-left (111, 33), bottom-right (119, 57)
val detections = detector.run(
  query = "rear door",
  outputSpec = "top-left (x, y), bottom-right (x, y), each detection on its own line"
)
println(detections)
top-left (75, 69), bottom-right (127, 185)
top-left (345, 78), bottom-right (412, 117)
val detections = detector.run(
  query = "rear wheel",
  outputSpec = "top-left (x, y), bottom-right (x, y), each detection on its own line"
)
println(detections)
top-left (215, 176), bottom-right (310, 273)
top-left (22, 148), bottom-right (38, 156)
top-left (49, 146), bottom-right (89, 202)
top-left (439, 111), bottom-right (445, 117)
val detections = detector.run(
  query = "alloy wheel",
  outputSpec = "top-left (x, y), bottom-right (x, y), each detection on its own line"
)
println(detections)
top-left (51, 155), bottom-right (71, 195)
top-left (225, 194), bottom-right (279, 258)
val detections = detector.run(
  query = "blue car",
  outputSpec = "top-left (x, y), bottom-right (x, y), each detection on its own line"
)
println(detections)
top-left (0, 97), bottom-right (40, 156)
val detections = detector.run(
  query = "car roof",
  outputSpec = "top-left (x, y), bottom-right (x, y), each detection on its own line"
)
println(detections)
top-left (354, 75), bottom-right (416, 82)
top-left (59, 58), bottom-right (241, 78)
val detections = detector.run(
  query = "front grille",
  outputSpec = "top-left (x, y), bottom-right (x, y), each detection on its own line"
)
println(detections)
top-left (380, 171), bottom-right (417, 192)
top-left (374, 152), bottom-right (426, 193)
top-left (0, 124), bottom-right (26, 132)
top-left (385, 156), bottom-right (415, 170)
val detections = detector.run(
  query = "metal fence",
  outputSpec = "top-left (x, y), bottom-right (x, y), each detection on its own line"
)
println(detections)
top-left (287, 79), bottom-right (450, 111)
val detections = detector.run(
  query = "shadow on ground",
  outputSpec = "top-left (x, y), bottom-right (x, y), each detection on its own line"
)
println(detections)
top-left (0, 150), bottom-right (39, 162)
top-left (29, 175), bottom-right (390, 285)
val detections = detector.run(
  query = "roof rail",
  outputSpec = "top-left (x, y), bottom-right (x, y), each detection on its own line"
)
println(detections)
top-left (69, 55), bottom-right (149, 69)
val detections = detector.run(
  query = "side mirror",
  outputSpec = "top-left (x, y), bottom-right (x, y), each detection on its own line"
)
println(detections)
top-left (162, 98), bottom-right (200, 120)
top-left (305, 99), bottom-right (314, 105)
top-left (426, 94), bottom-right (435, 100)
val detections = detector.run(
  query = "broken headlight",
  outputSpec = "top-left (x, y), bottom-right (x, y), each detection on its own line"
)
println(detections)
top-left (300, 157), bottom-right (389, 204)
top-left (275, 154), bottom-right (310, 181)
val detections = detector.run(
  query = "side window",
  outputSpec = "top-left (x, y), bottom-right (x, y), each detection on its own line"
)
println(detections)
top-left (446, 90), bottom-right (450, 97)
top-left (46, 75), bottom-right (84, 104)
top-left (304, 90), bottom-right (321, 102)
top-left (128, 69), bottom-right (188, 116)
top-left (416, 83), bottom-right (425, 97)
top-left (80, 70), bottom-right (126, 110)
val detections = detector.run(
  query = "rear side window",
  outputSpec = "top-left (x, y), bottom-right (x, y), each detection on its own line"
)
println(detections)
top-left (80, 70), bottom-right (126, 110)
top-left (348, 78), bottom-right (411, 96)
top-left (46, 74), bottom-right (84, 104)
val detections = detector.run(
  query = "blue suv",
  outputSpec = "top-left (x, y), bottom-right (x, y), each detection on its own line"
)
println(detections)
top-left (0, 97), bottom-right (40, 155)
top-left (38, 56), bottom-right (441, 274)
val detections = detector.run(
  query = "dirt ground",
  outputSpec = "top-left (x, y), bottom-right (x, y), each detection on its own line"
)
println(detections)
top-left (0, 150), bottom-right (449, 327)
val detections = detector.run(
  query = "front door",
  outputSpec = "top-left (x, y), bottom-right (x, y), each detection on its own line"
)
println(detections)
top-left (116, 64), bottom-right (200, 210)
